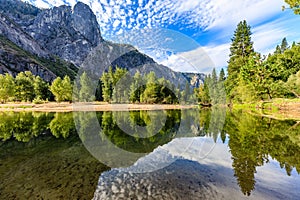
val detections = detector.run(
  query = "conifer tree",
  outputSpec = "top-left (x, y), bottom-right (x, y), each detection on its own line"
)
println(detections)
top-left (79, 72), bottom-right (95, 102)
top-left (226, 20), bottom-right (254, 100)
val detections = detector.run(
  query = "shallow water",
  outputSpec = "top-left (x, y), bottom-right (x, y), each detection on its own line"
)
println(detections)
top-left (0, 108), bottom-right (299, 199)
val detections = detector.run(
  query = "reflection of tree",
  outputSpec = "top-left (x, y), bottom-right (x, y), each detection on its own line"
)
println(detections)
top-left (223, 110), bottom-right (300, 196)
top-left (198, 107), bottom-right (226, 141)
top-left (99, 110), bottom-right (181, 153)
top-left (49, 112), bottom-right (75, 138)
top-left (0, 112), bottom-right (15, 141)
top-left (0, 112), bottom-right (54, 142)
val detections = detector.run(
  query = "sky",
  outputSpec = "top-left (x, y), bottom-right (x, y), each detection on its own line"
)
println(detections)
top-left (25, 0), bottom-right (300, 73)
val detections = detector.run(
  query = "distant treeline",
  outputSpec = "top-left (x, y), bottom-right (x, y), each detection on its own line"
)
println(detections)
top-left (98, 67), bottom-right (195, 104)
top-left (0, 67), bottom-right (196, 104)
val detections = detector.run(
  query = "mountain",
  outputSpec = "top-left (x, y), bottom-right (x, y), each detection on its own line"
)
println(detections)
top-left (0, 0), bottom-right (204, 87)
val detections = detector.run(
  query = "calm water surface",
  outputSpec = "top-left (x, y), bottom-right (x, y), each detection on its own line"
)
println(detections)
top-left (0, 108), bottom-right (299, 199)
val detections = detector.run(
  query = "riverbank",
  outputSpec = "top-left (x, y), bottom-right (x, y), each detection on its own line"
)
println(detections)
top-left (0, 102), bottom-right (197, 112)
top-left (233, 98), bottom-right (300, 121)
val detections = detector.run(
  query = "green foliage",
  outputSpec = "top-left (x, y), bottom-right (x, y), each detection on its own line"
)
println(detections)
top-left (101, 68), bottom-right (179, 104)
top-left (141, 71), bottom-right (159, 103)
top-left (225, 20), bottom-right (300, 102)
top-left (100, 67), bottom-right (114, 102)
top-left (34, 76), bottom-right (50, 100)
top-left (283, 0), bottom-right (300, 14)
top-left (50, 113), bottom-right (75, 138)
top-left (286, 70), bottom-right (300, 97)
top-left (241, 53), bottom-right (275, 99)
top-left (14, 71), bottom-right (35, 102)
top-left (50, 76), bottom-right (73, 102)
top-left (130, 71), bottom-right (144, 103)
top-left (79, 72), bottom-right (95, 102)
top-left (0, 73), bottom-right (15, 103)
top-left (112, 67), bottom-right (130, 103)
top-left (196, 68), bottom-right (226, 105)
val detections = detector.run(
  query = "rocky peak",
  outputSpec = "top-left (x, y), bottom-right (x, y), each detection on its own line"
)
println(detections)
top-left (72, 2), bottom-right (103, 46)
top-left (25, 2), bottom-right (103, 66)
top-left (0, 13), bottom-right (49, 58)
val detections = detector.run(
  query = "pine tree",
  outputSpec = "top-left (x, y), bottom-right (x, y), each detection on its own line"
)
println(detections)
top-left (112, 67), bottom-right (128, 103)
top-left (79, 72), bottom-right (95, 102)
top-left (209, 68), bottom-right (218, 104)
top-left (280, 37), bottom-right (289, 52)
top-left (219, 68), bottom-right (225, 82)
top-left (141, 71), bottom-right (158, 103)
top-left (34, 76), bottom-right (49, 100)
top-left (130, 71), bottom-right (144, 103)
top-left (274, 45), bottom-right (282, 54)
top-left (226, 20), bottom-right (254, 100)
top-left (100, 70), bottom-right (112, 102)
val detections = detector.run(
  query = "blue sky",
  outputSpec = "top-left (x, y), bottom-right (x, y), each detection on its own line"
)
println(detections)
top-left (26, 0), bottom-right (300, 73)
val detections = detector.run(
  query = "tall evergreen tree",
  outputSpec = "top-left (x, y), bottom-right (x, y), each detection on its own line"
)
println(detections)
top-left (130, 71), bottom-right (144, 103)
top-left (34, 76), bottom-right (49, 100)
top-left (141, 71), bottom-right (159, 103)
top-left (79, 72), bottom-right (95, 102)
top-left (226, 20), bottom-right (254, 100)
top-left (280, 37), bottom-right (289, 52)
top-left (219, 68), bottom-right (226, 82)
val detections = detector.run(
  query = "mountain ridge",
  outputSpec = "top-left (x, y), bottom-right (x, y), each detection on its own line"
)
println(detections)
top-left (0, 0), bottom-right (204, 87)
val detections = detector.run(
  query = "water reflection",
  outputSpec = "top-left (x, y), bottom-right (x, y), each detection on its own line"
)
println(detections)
top-left (93, 108), bottom-right (300, 198)
top-left (223, 110), bottom-right (300, 196)
top-left (0, 109), bottom-right (299, 198)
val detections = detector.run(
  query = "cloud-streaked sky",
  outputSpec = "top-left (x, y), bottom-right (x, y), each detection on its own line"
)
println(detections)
top-left (26, 0), bottom-right (300, 73)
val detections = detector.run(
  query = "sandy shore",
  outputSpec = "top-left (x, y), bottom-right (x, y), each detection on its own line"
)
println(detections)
top-left (0, 102), bottom-right (198, 112)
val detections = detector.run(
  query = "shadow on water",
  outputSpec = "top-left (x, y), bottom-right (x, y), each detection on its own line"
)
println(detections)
top-left (0, 108), bottom-right (300, 199)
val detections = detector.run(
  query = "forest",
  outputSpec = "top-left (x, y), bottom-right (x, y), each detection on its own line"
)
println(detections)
top-left (0, 68), bottom-right (194, 104)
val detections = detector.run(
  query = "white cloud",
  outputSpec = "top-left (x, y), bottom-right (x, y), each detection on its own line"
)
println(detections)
top-left (204, 0), bottom-right (283, 30)
top-left (112, 19), bottom-right (121, 28)
top-left (26, 0), bottom-right (300, 70)
top-left (33, 0), bottom-right (51, 8)
top-left (203, 43), bottom-right (230, 69)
